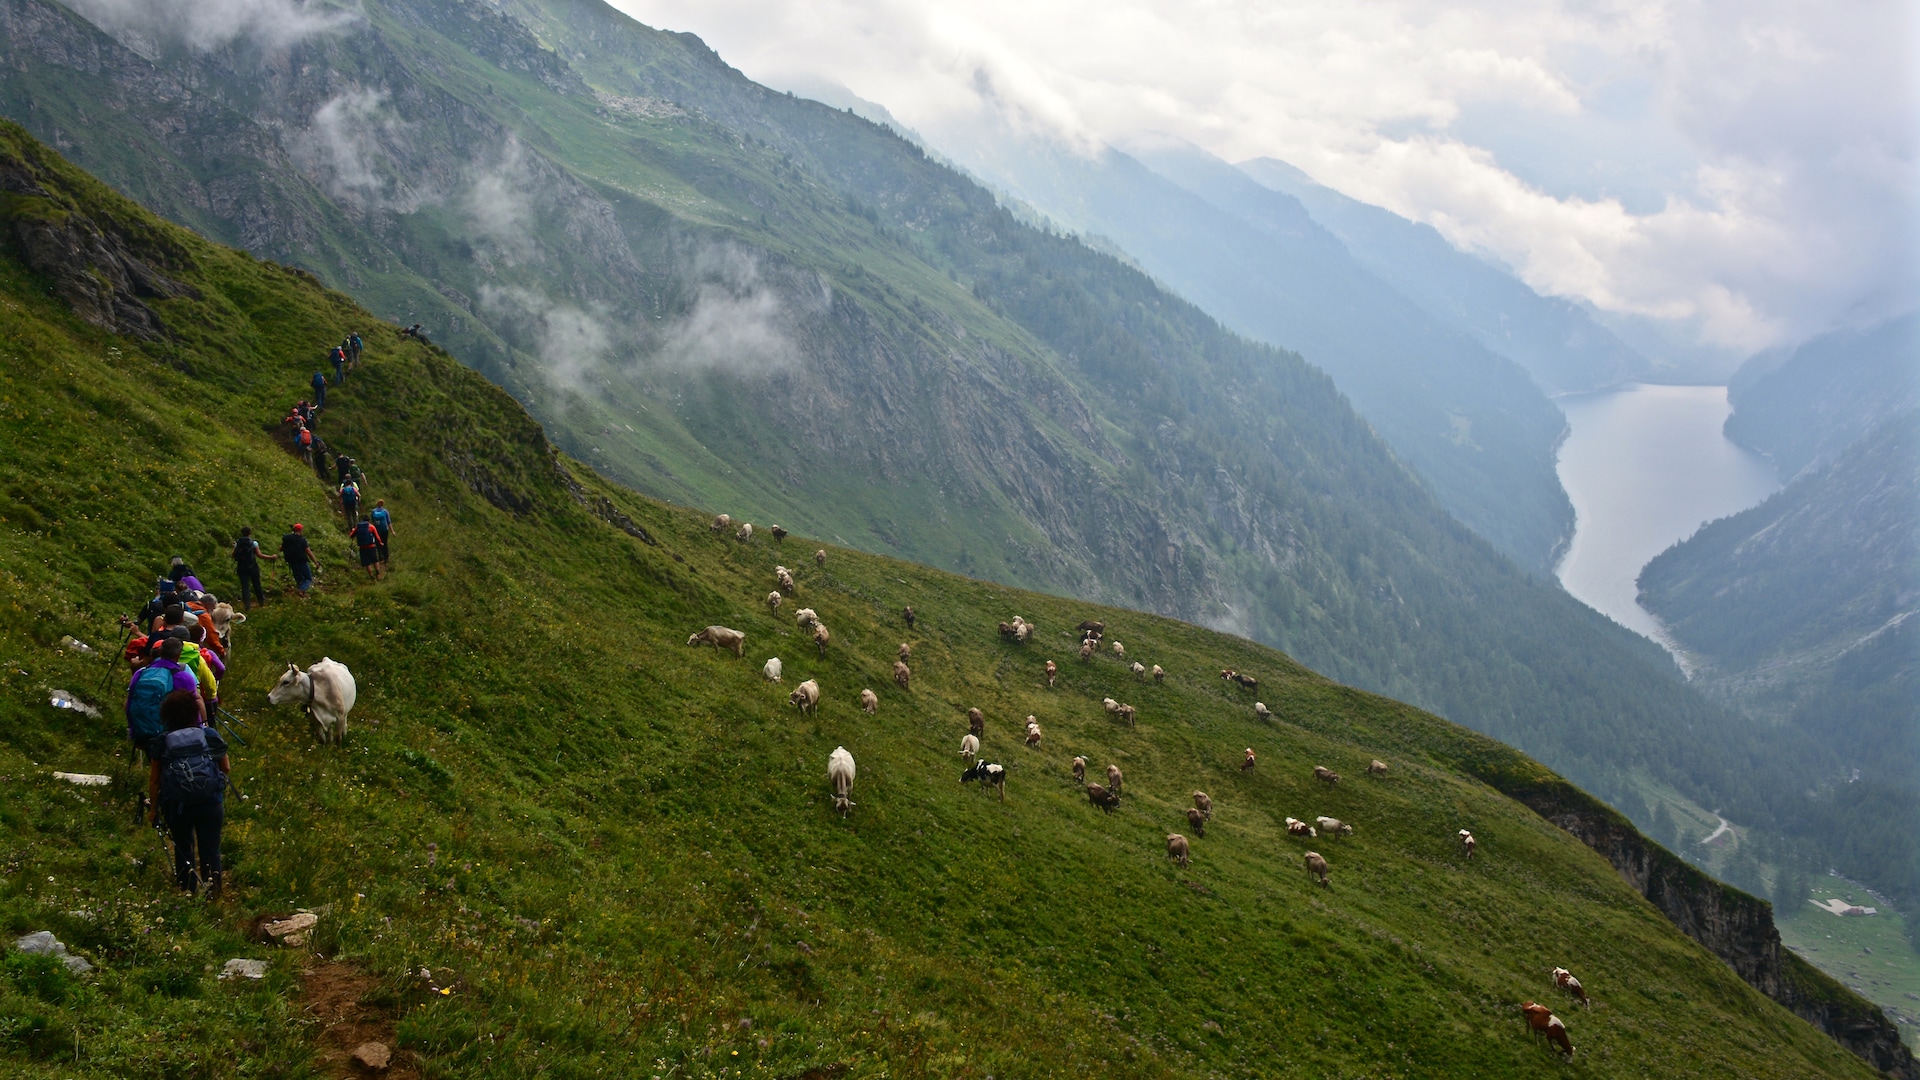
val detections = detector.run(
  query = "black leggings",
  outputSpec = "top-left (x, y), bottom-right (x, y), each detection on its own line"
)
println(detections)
top-left (237, 564), bottom-right (264, 607)
top-left (164, 798), bottom-right (223, 892)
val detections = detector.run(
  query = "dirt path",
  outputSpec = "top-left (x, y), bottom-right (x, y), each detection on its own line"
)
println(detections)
top-left (300, 962), bottom-right (418, 1078)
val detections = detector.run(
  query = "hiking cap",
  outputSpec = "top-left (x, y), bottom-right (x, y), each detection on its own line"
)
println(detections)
top-left (292, 523), bottom-right (304, 532)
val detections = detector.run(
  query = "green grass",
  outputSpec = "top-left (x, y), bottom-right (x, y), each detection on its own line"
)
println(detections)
top-left (0, 120), bottom-right (1886, 1077)
top-left (1781, 878), bottom-right (1920, 1044)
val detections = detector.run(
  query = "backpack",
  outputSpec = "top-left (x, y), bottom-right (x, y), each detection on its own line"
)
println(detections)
top-left (157, 727), bottom-right (224, 807)
top-left (126, 665), bottom-right (176, 743)
top-left (298, 429), bottom-right (313, 449)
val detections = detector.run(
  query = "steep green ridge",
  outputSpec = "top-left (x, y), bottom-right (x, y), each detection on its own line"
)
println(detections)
top-left (1725, 314), bottom-right (1920, 478)
top-left (1638, 416), bottom-right (1919, 916)
top-left (0, 122), bottom-right (1901, 1078)
top-left (0, 0), bottom-right (1849, 912)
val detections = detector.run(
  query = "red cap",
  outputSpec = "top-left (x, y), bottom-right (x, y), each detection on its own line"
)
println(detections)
top-left (293, 523), bottom-right (304, 531)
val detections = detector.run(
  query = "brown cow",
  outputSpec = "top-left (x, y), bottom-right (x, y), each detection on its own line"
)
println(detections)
top-left (1552, 968), bottom-right (1589, 1006)
top-left (1367, 759), bottom-right (1388, 777)
top-left (893, 660), bottom-right (912, 690)
top-left (1106, 763), bottom-right (1123, 795)
top-left (1025, 718), bottom-right (1042, 748)
top-left (1077, 620), bottom-right (1105, 637)
top-left (1117, 703), bottom-right (1137, 727)
top-left (1193, 791), bottom-right (1212, 820)
top-left (899, 642), bottom-right (912, 662)
top-left (1186, 807), bottom-right (1207, 838)
top-left (1079, 640), bottom-right (1095, 662)
top-left (687, 625), bottom-right (745, 657)
top-left (815, 549), bottom-right (827, 568)
top-left (1304, 851), bottom-right (1330, 888)
top-left (967, 707), bottom-right (985, 738)
top-left (812, 622), bottom-right (831, 657)
top-left (1167, 833), bottom-right (1190, 868)
top-left (1458, 829), bottom-right (1477, 859)
top-left (1241, 748), bottom-right (1257, 771)
top-left (903, 606), bottom-right (915, 629)
top-left (1045, 660), bottom-right (1058, 687)
top-left (1072, 757), bottom-right (1087, 783)
top-left (1087, 783), bottom-right (1120, 813)
top-left (1286, 817), bottom-right (1317, 838)
top-left (860, 688), bottom-right (879, 715)
top-left (769, 525), bottom-right (788, 543)
top-left (1521, 1002), bottom-right (1574, 1056)
top-left (1313, 765), bottom-right (1340, 786)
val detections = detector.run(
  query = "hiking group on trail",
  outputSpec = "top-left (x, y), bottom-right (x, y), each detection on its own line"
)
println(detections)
top-left (109, 330), bottom-right (392, 898)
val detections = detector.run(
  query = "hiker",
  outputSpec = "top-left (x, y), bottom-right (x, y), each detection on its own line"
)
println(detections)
top-left (136, 577), bottom-right (176, 629)
top-left (310, 435), bottom-right (332, 481)
top-left (126, 637), bottom-right (204, 742)
top-left (348, 331), bottom-right (363, 366)
top-left (231, 527), bottom-right (275, 611)
top-left (280, 524), bottom-right (317, 597)
top-left (346, 458), bottom-right (366, 487)
top-left (339, 478), bottom-right (361, 526)
top-left (296, 424), bottom-right (315, 467)
top-left (295, 399), bottom-right (315, 426)
top-left (311, 370), bottom-right (328, 409)
top-left (335, 451), bottom-right (353, 486)
top-left (350, 516), bottom-right (384, 581)
top-left (368, 499), bottom-right (392, 565)
top-left (167, 556), bottom-right (200, 589)
top-left (148, 689), bottom-right (229, 898)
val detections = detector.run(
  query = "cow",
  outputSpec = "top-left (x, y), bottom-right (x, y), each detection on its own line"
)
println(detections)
top-left (1024, 718), bottom-right (1042, 748)
top-left (736, 522), bottom-right (754, 543)
top-left (967, 707), bottom-right (985, 738)
top-left (1241, 748), bottom-right (1257, 771)
top-left (1151, 664), bottom-right (1165, 685)
top-left (761, 657), bottom-right (783, 682)
top-left (1045, 660), bottom-right (1057, 688)
top-left (1076, 620), bottom-right (1105, 638)
top-left (1521, 1002), bottom-right (1574, 1057)
top-left (1367, 759), bottom-right (1388, 777)
top-left (814, 548), bottom-right (826, 568)
top-left (1458, 829), bottom-right (1477, 859)
top-left (1552, 968), bottom-right (1589, 1006)
top-left (903, 606), bottom-right (915, 629)
top-left (827, 746), bottom-right (856, 817)
top-left (267, 659), bottom-right (357, 746)
top-left (1086, 783), bottom-right (1120, 813)
top-left (207, 603), bottom-right (245, 650)
top-left (962, 760), bottom-right (1006, 801)
top-left (794, 608), bottom-right (819, 629)
top-left (1167, 834), bottom-right (1190, 868)
top-left (1192, 791), bottom-right (1212, 820)
top-left (898, 642), bottom-right (912, 662)
top-left (813, 622), bottom-right (831, 657)
top-left (1254, 702), bottom-right (1271, 720)
top-left (767, 591), bottom-right (783, 614)
top-left (860, 689), bottom-right (879, 715)
top-left (1131, 661), bottom-right (1146, 678)
top-left (788, 679), bottom-right (821, 716)
top-left (1116, 703), bottom-right (1136, 727)
top-left (1315, 816), bottom-right (1354, 838)
top-left (893, 660), bottom-right (912, 690)
top-left (1285, 817), bottom-right (1317, 838)
top-left (1106, 763), bottom-right (1123, 795)
top-left (1221, 669), bottom-right (1258, 691)
top-left (688, 625), bottom-right (745, 657)
top-left (769, 525), bottom-right (788, 543)
top-left (1313, 765), bottom-right (1340, 786)
top-left (1079, 640), bottom-right (1095, 662)
top-left (1304, 851), bottom-right (1330, 888)
top-left (960, 733), bottom-right (979, 762)
top-left (1185, 807), bottom-right (1207, 838)
top-left (710, 513), bottom-right (731, 532)
top-left (1072, 756), bottom-right (1087, 783)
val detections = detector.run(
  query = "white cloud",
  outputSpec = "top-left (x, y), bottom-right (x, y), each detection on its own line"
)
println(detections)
top-left (63, 0), bottom-right (359, 53)
top-left (607, 0), bottom-right (1916, 349)
top-left (654, 245), bottom-right (805, 376)
top-left (479, 284), bottom-right (615, 392)
top-left (288, 89), bottom-right (398, 208)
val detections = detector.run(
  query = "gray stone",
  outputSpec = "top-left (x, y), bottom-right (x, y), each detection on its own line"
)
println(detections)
top-left (14, 930), bottom-right (92, 974)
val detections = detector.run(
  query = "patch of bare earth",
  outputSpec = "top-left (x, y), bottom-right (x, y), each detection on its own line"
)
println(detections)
top-left (300, 962), bottom-right (419, 1078)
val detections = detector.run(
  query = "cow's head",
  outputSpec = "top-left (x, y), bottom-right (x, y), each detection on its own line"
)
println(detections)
top-left (266, 663), bottom-right (305, 705)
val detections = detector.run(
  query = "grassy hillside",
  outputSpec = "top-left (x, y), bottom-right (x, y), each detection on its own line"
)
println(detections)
top-left (0, 123), bottom-right (1895, 1078)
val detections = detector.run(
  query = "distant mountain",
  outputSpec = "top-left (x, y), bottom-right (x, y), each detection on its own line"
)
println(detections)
top-left (1235, 156), bottom-right (1653, 395)
top-left (1726, 313), bottom-right (1920, 477)
top-left (1639, 414), bottom-right (1919, 902)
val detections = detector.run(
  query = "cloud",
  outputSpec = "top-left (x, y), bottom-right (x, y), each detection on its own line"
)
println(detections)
top-left (478, 284), bottom-right (615, 392)
top-left (62, 0), bottom-right (359, 53)
top-left (464, 138), bottom-right (538, 263)
top-left (288, 89), bottom-right (400, 208)
top-left (607, 0), bottom-right (1915, 349)
top-left (653, 245), bottom-right (804, 376)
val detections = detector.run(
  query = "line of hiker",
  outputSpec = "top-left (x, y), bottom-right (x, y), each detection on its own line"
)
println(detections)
top-left (277, 332), bottom-right (392, 594)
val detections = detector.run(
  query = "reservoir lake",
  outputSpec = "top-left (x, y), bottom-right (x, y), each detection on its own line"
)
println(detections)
top-left (1554, 384), bottom-right (1780, 658)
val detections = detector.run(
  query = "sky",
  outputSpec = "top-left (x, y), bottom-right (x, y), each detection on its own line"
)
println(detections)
top-left (607, 0), bottom-right (1918, 354)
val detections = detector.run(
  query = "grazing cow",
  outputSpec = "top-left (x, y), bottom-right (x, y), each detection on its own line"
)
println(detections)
top-left (898, 642), bottom-right (912, 662)
top-left (776, 568), bottom-right (795, 594)
top-left (1106, 763), bottom-right (1123, 795)
top-left (1367, 759), bottom-right (1388, 777)
top-left (962, 760), bottom-right (1006, 801)
top-left (1025, 718), bottom-right (1042, 748)
top-left (762, 657), bottom-right (784, 682)
top-left (1130, 661), bottom-right (1146, 678)
top-left (1313, 765), bottom-right (1340, 786)
top-left (768, 591), bottom-right (783, 614)
top-left (1151, 664), bottom-right (1165, 684)
top-left (999, 621), bottom-right (1017, 639)
top-left (1521, 1003), bottom-right (1574, 1057)
top-left (1117, 703), bottom-right (1137, 727)
top-left (903, 606), bottom-right (915, 629)
top-left (1241, 748), bottom-right (1257, 771)
top-left (1079, 640), bottom-right (1095, 662)
top-left (770, 525), bottom-right (787, 543)
top-left (1304, 851), bottom-right (1331, 888)
top-left (1111, 640), bottom-right (1125, 657)
top-left (268, 659), bottom-right (356, 746)
top-left (1552, 968), bottom-right (1589, 1006)
top-left (1254, 702), bottom-right (1271, 720)
top-left (893, 660), bottom-right (912, 690)
top-left (1102, 697), bottom-right (1120, 717)
top-left (710, 513), bottom-right (731, 532)
top-left (1458, 830), bottom-right (1477, 859)
top-left (815, 549), bottom-right (827, 568)
top-left (1316, 816), bottom-right (1354, 838)
top-left (1045, 660), bottom-right (1057, 687)
top-left (795, 608), bottom-right (819, 629)
top-left (207, 603), bottom-right (245, 650)
top-left (788, 679), bottom-right (821, 716)
top-left (1286, 817), bottom-right (1317, 838)
top-left (737, 523), bottom-right (754, 543)
top-left (688, 625), bottom-right (745, 657)
top-left (813, 622), bottom-right (831, 657)
top-left (1186, 807), bottom-right (1207, 838)
top-left (1193, 791), bottom-right (1213, 820)
top-left (1076, 620), bottom-right (1105, 638)
top-left (1167, 834), bottom-right (1190, 868)
top-left (1086, 783), bottom-right (1120, 812)
top-left (860, 689), bottom-right (879, 715)
top-left (967, 707), bottom-right (985, 738)
top-left (1221, 669), bottom-right (1259, 691)
top-left (1072, 757), bottom-right (1087, 783)
top-left (827, 746), bottom-right (856, 817)
top-left (960, 733), bottom-right (979, 762)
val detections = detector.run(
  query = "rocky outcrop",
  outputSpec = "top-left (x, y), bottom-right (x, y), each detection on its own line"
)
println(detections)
top-left (1485, 769), bottom-right (1917, 1079)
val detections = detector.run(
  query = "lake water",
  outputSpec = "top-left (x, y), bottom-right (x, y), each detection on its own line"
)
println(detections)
top-left (1554, 384), bottom-right (1780, 659)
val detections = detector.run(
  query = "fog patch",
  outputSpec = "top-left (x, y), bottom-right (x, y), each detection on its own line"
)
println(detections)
top-left (464, 138), bottom-right (538, 264)
top-left (652, 246), bottom-right (808, 377)
top-left (289, 89), bottom-right (404, 209)
top-left (479, 285), bottom-right (614, 393)
top-left (63, 0), bottom-right (359, 55)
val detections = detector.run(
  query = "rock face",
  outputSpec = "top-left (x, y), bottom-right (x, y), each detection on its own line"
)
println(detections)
top-left (1487, 772), bottom-right (1918, 1080)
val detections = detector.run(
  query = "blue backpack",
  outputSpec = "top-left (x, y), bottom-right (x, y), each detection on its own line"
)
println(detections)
top-left (157, 727), bottom-right (223, 807)
top-left (126, 666), bottom-right (176, 743)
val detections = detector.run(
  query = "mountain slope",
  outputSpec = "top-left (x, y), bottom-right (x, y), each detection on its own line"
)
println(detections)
top-left (1638, 415), bottom-right (1919, 912)
top-left (1235, 155), bottom-right (1652, 395)
top-left (0, 117), bottom-right (1905, 1080)
top-left (1726, 313), bottom-right (1920, 477)
top-left (0, 0), bottom-right (1848, 901)
top-left (908, 122), bottom-right (1575, 575)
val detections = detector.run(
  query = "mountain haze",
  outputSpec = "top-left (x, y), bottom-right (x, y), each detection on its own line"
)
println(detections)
top-left (1726, 313), bottom-right (1920, 478)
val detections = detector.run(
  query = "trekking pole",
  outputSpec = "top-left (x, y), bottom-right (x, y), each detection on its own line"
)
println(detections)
top-left (215, 715), bottom-right (250, 748)
top-left (224, 772), bottom-right (245, 800)
top-left (217, 706), bottom-right (251, 729)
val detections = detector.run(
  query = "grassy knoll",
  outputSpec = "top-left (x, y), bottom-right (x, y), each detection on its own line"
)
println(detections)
top-left (0, 121), bottom-right (1883, 1077)
top-left (1781, 879), bottom-right (1920, 1045)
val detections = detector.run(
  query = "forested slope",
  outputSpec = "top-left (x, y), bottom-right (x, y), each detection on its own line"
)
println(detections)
top-left (0, 118), bottom-right (1906, 1080)
top-left (0, 0), bottom-right (1835, 889)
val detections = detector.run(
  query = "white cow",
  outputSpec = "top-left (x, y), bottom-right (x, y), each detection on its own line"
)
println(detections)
top-left (268, 658), bottom-right (356, 745)
top-left (762, 657), bottom-right (784, 682)
top-left (828, 746), bottom-right (856, 817)
top-left (208, 603), bottom-right (246, 649)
